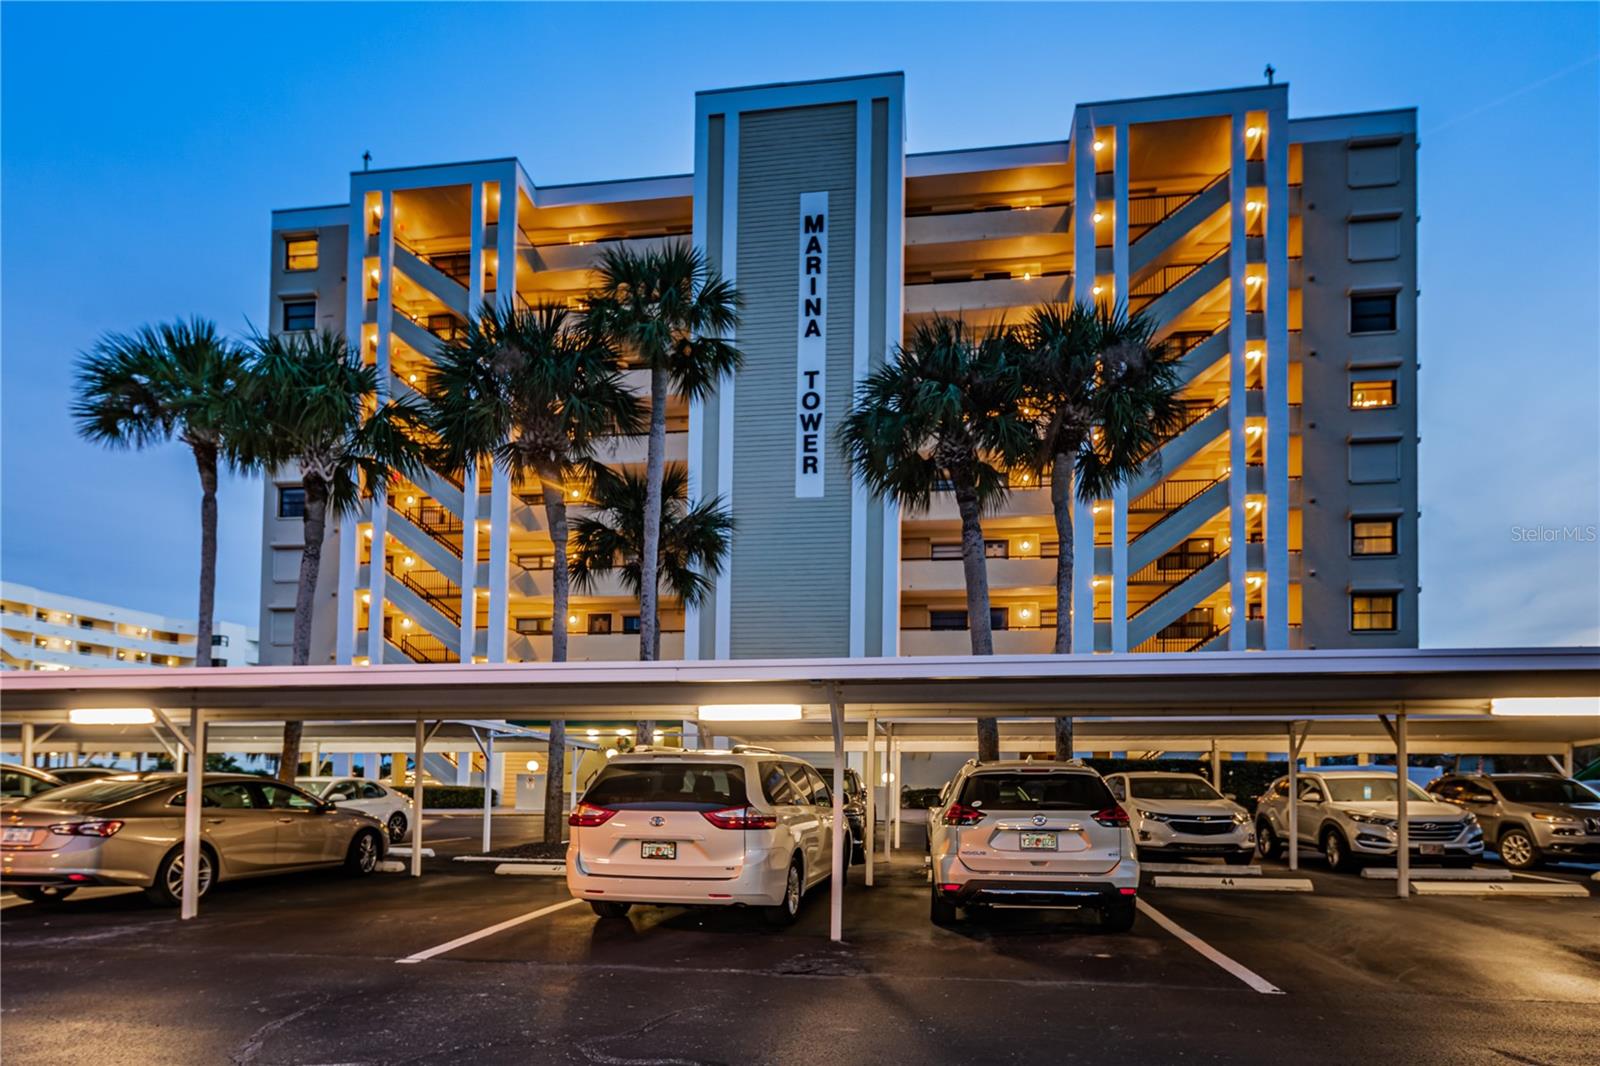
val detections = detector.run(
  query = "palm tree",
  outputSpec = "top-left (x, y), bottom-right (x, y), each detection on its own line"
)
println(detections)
top-left (73, 317), bottom-right (253, 668)
top-left (244, 328), bottom-right (429, 780)
top-left (568, 464), bottom-right (734, 661)
top-left (584, 241), bottom-right (742, 666)
top-left (840, 316), bottom-right (1036, 761)
top-left (427, 301), bottom-right (642, 847)
top-left (1019, 301), bottom-right (1184, 759)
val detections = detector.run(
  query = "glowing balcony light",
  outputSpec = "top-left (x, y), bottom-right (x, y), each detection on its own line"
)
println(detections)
top-left (567, 614), bottom-right (579, 627)
top-left (70, 708), bottom-right (154, 725)
top-left (1490, 698), bottom-right (1600, 718)
top-left (1092, 212), bottom-right (1105, 223)
top-left (1092, 285), bottom-right (1104, 296)
top-left (1246, 126), bottom-right (1262, 139)
top-left (402, 555), bottom-right (415, 567)
top-left (697, 704), bottom-right (803, 722)
top-left (361, 593), bottom-right (371, 605)
top-left (526, 759), bottom-right (541, 773)
top-left (586, 729), bottom-right (600, 738)
top-left (617, 728), bottom-right (633, 737)
top-left (1093, 140), bottom-right (1105, 151)
top-left (405, 495), bottom-right (416, 506)
top-left (400, 618), bottom-right (412, 629)
top-left (1247, 350), bottom-right (1263, 362)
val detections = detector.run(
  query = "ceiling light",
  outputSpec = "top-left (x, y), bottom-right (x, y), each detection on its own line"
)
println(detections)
top-left (616, 728), bottom-right (633, 737)
top-left (1490, 698), bottom-right (1600, 717)
top-left (1093, 140), bottom-right (1105, 151)
top-left (586, 729), bottom-right (599, 738)
top-left (697, 704), bottom-right (803, 722)
top-left (1246, 126), bottom-right (1261, 138)
top-left (403, 555), bottom-right (415, 567)
top-left (567, 614), bottom-right (579, 626)
top-left (1092, 212), bottom-right (1105, 223)
top-left (70, 708), bottom-right (155, 725)
top-left (1092, 285), bottom-right (1104, 296)
top-left (525, 759), bottom-right (540, 773)
top-left (1247, 350), bottom-right (1263, 362)
top-left (361, 593), bottom-right (371, 605)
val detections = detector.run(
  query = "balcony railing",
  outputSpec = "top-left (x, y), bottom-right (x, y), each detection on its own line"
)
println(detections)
top-left (1127, 174), bottom-right (1226, 236)
top-left (398, 632), bottom-right (456, 664)
top-left (1130, 549), bottom-right (1217, 586)
top-left (1131, 474), bottom-right (1225, 515)
top-left (386, 558), bottom-right (462, 625)
top-left (1133, 619), bottom-right (1221, 654)
top-left (1128, 247), bottom-right (1227, 315)
top-left (395, 494), bottom-right (463, 558)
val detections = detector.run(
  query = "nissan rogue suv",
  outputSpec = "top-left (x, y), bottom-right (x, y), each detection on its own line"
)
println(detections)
top-left (1426, 773), bottom-right (1600, 869)
top-left (1255, 770), bottom-right (1483, 871)
top-left (926, 760), bottom-right (1139, 931)
top-left (566, 747), bottom-right (842, 925)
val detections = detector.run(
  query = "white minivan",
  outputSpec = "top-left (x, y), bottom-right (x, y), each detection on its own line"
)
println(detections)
top-left (565, 747), bottom-right (840, 925)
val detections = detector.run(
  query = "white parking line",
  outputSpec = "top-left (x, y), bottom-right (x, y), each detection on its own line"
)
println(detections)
top-left (395, 897), bottom-right (582, 964)
top-left (1136, 899), bottom-right (1284, 995)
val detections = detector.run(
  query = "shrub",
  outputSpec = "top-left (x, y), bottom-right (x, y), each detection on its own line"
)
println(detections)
top-left (422, 785), bottom-right (499, 809)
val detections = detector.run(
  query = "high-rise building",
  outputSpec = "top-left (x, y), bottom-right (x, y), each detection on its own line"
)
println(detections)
top-left (1, 581), bottom-right (259, 671)
top-left (258, 74), bottom-right (1418, 666)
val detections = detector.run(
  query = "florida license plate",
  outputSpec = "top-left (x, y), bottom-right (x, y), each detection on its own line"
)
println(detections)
top-left (1019, 831), bottom-right (1058, 850)
top-left (641, 840), bottom-right (676, 860)
top-left (1419, 843), bottom-right (1444, 856)
top-left (2, 827), bottom-right (33, 844)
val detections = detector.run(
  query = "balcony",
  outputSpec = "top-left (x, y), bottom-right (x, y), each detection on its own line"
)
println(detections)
top-left (591, 431), bottom-right (688, 468)
top-left (899, 628), bottom-right (1057, 656)
top-left (904, 274), bottom-right (1071, 316)
top-left (901, 557), bottom-right (1056, 593)
top-left (523, 234), bottom-right (678, 276)
top-left (905, 205), bottom-right (1070, 247)
top-left (510, 631), bottom-right (685, 663)
top-left (911, 485), bottom-right (1053, 523)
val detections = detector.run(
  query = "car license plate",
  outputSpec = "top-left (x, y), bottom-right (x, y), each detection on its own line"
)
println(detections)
top-left (1019, 831), bottom-right (1057, 851)
top-left (2, 827), bottom-right (33, 844)
top-left (641, 841), bottom-right (676, 860)
top-left (1419, 843), bottom-right (1444, 856)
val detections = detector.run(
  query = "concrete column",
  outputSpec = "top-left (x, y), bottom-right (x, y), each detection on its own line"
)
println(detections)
top-left (828, 687), bottom-right (846, 943)
top-left (1395, 712), bottom-right (1410, 900)
top-left (1071, 109), bottom-right (1100, 655)
top-left (366, 187), bottom-right (395, 667)
top-left (1262, 98), bottom-right (1291, 649)
top-left (481, 733), bottom-right (494, 854)
top-left (1110, 121), bottom-right (1131, 653)
top-left (1225, 113), bottom-right (1249, 650)
top-left (864, 715), bottom-right (877, 887)
top-left (21, 723), bottom-right (33, 768)
top-left (455, 751), bottom-right (472, 786)
top-left (1210, 739), bottom-right (1222, 791)
top-left (180, 709), bottom-right (206, 920)
top-left (411, 721), bottom-right (426, 878)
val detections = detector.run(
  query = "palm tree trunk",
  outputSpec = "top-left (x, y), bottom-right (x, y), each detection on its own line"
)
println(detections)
top-left (637, 365), bottom-right (668, 661)
top-left (280, 476), bottom-right (327, 781)
top-left (1050, 452), bottom-right (1074, 655)
top-left (542, 719), bottom-right (566, 851)
top-left (1054, 716), bottom-right (1074, 762)
top-left (192, 444), bottom-right (218, 668)
top-left (954, 482), bottom-right (998, 761)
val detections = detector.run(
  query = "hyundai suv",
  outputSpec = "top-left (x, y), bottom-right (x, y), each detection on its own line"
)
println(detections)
top-left (926, 760), bottom-right (1139, 931)
top-left (1104, 771), bottom-right (1255, 865)
top-left (1255, 770), bottom-right (1483, 871)
top-left (1426, 773), bottom-right (1600, 870)
top-left (565, 747), bottom-right (843, 925)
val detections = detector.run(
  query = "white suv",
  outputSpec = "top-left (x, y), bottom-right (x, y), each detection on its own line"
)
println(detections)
top-left (566, 747), bottom-right (840, 925)
top-left (1103, 771), bottom-right (1255, 865)
top-left (1255, 770), bottom-right (1484, 871)
top-left (926, 760), bottom-right (1139, 931)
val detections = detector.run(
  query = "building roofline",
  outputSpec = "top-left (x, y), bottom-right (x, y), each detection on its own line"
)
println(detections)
top-left (907, 138), bottom-right (1070, 160)
top-left (348, 155), bottom-right (522, 178)
top-left (697, 70), bottom-right (904, 97)
top-left (1076, 82), bottom-right (1288, 110)
top-left (272, 203), bottom-right (348, 216)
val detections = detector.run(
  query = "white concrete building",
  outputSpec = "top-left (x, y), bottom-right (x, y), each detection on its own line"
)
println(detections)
top-left (0, 581), bottom-right (258, 672)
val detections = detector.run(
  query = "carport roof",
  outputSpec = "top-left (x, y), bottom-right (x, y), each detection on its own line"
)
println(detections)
top-left (1, 646), bottom-right (1596, 724)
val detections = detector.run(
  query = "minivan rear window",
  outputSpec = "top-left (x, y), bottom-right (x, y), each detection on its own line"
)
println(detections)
top-left (958, 772), bottom-right (1113, 812)
top-left (583, 763), bottom-right (748, 811)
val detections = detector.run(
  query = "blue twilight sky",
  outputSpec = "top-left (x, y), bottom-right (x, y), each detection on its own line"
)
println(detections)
top-left (2, 2), bottom-right (1597, 645)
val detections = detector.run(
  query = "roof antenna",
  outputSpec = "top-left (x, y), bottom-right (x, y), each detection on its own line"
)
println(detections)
top-left (1264, 63), bottom-right (1276, 85)
top-left (362, 150), bottom-right (372, 172)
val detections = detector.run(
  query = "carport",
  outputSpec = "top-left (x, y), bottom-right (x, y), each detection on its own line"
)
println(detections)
top-left (3, 646), bottom-right (1596, 935)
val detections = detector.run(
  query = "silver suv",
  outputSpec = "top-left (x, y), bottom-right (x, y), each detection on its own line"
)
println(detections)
top-left (926, 760), bottom-right (1139, 931)
top-left (1426, 773), bottom-right (1600, 870)
top-left (1255, 770), bottom-right (1483, 871)
top-left (1103, 771), bottom-right (1255, 865)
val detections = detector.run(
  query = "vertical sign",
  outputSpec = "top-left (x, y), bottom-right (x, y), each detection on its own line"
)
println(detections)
top-left (795, 191), bottom-right (828, 498)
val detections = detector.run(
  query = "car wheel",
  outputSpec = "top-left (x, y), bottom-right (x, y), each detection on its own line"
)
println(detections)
top-left (145, 845), bottom-right (215, 906)
top-left (15, 886), bottom-right (76, 904)
top-left (1322, 828), bottom-right (1357, 873)
top-left (1498, 827), bottom-right (1541, 870)
top-left (763, 856), bottom-right (804, 927)
top-left (1256, 820), bottom-right (1282, 859)
top-left (344, 830), bottom-right (381, 876)
top-left (929, 881), bottom-right (959, 926)
top-left (1232, 848), bottom-right (1258, 867)
top-left (850, 827), bottom-right (866, 866)
top-left (1100, 900), bottom-right (1137, 933)
top-left (387, 811), bottom-right (408, 844)
top-left (589, 901), bottom-right (632, 919)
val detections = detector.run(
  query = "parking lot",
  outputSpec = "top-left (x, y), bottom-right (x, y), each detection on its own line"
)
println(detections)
top-left (4, 820), bottom-right (1597, 1066)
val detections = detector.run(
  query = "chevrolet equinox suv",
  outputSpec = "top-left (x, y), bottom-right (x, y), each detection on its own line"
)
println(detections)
top-left (926, 760), bottom-right (1139, 931)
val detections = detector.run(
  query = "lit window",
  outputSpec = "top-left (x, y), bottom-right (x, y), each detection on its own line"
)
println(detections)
top-left (282, 300), bottom-right (316, 332)
top-left (1351, 518), bottom-right (1397, 556)
top-left (622, 615), bottom-right (641, 634)
top-left (284, 236), bottom-right (318, 272)
top-left (1349, 292), bottom-right (1397, 334)
top-left (1350, 381), bottom-right (1396, 409)
top-left (277, 486), bottom-right (306, 519)
top-left (1351, 593), bottom-right (1398, 632)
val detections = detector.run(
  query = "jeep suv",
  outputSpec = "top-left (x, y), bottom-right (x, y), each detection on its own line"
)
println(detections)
top-left (926, 760), bottom-right (1139, 931)
top-left (1426, 773), bottom-right (1600, 870)
top-left (1255, 770), bottom-right (1483, 871)
top-left (566, 747), bottom-right (842, 925)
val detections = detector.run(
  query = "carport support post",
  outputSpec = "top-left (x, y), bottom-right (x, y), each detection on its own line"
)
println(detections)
top-left (481, 731), bottom-right (494, 854)
top-left (1395, 710), bottom-right (1409, 900)
top-left (1287, 724), bottom-right (1299, 871)
top-left (21, 723), bottom-right (33, 768)
top-left (883, 723), bottom-right (895, 861)
top-left (1209, 740), bottom-right (1222, 791)
top-left (827, 684), bottom-right (846, 944)
top-left (411, 719), bottom-right (425, 877)
top-left (181, 708), bottom-right (206, 920)
top-left (864, 715), bottom-right (877, 887)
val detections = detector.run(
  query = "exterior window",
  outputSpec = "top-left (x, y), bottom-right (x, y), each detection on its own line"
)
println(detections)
top-left (927, 608), bottom-right (1007, 631)
top-left (282, 300), bottom-right (316, 332)
top-left (1040, 608), bottom-right (1058, 628)
top-left (1351, 381), bottom-right (1396, 409)
top-left (983, 540), bottom-right (1009, 559)
top-left (1351, 593), bottom-right (1398, 632)
top-left (622, 615), bottom-right (640, 634)
top-left (514, 617), bottom-right (552, 635)
top-left (1351, 518), bottom-right (1397, 556)
top-left (277, 486), bottom-right (306, 518)
top-left (284, 236), bottom-right (318, 272)
top-left (211, 634), bottom-right (230, 647)
top-left (1349, 293), bottom-right (1397, 334)
top-left (587, 614), bottom-right (612, 635)
top-left (929, 543), bottom-right (962, 560)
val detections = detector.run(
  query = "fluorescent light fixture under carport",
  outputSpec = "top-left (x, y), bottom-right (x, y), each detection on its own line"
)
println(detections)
top-left (1490, 697), bottom-right (1600, 717)
top-left (69, 707), bottom-right (156, 725)
top-left (696, 704), bottom-right (803, 722)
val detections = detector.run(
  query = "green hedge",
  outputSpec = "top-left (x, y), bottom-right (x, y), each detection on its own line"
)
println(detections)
top-left (422, 785), bottom-right (499, 808)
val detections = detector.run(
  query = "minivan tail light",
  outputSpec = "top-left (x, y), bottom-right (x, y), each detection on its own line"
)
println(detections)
top-left (1093, 806), bottom-right (1130, 828)
top-left (49, 820), bottom-right (124, 838)
top-left (943, 803), bottom-right (986, 826)
top-left (701, 806), bottom-right (778, 830)
top-left (568, 803), bottom-right (617, 828)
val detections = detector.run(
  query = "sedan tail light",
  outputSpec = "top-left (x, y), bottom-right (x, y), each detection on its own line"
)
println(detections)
top-left (568, 803), bottom-right (617, 828)
top-left (943, 802), bottom-right (986, 826)
top-left (701, 806), bottom-right (778, 830)
top-left (1092, 806), bottom-right (1130, 828)
top-left (49, 820), bottom-right (125, 838)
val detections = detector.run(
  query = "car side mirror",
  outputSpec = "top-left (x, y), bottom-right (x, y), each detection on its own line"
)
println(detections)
top-left (1225, 792), bottom-right (1238, 802)
top-left (1466, 794), bottom-right (1494, 805)
top-left (1302, 790), bottom-right (1324, 804)
top-left (318, 802), bottom-right (337, 814)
